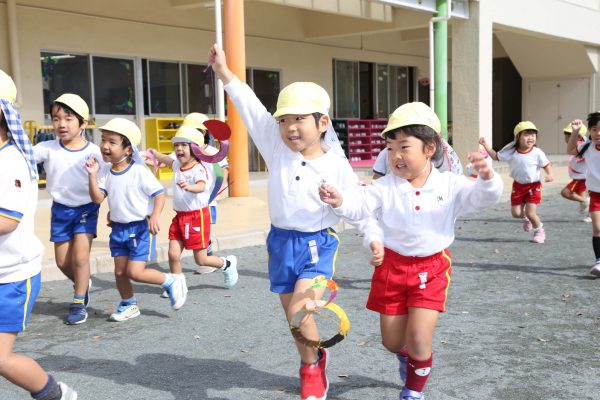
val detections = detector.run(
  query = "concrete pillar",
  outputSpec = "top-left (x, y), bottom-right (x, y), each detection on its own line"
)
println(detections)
top-left (451, 1), bottom-right (493, 161)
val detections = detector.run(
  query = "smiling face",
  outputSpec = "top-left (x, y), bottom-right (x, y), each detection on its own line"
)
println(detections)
top-left (51, 104), bottom-right (87, 145)
top-left (517, 130), bottom-right (537, 151)
top-left (589, 120), bottom-right (600, 145)
top-left (100, 131), bottom-right (131, 165)
top-left (386, 130), bottom-right (435, 182)
top-left (174, 142), bottom-right (196, 165)
top-left (277, 113), bottom-right (328, 158)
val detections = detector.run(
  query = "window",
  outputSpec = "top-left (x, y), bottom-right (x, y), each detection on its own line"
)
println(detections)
top-left (333, 60), bottom-right (359, 118)
top-left (40, 52), bottom-right (91, 117)
top-left (148, 61), bottom-right (181, 114)
top-left (184, 64), bottom-right (215, 114)
top-left (93, 57), bottom-right (135, 115)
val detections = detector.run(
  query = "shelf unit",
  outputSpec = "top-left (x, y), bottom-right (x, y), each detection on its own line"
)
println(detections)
top-left (332, 119), bottom-right (349, 157)
top-left (345, 119), bottom-right (387, 167)
top-left (145, 117), bottom-right (184, 180)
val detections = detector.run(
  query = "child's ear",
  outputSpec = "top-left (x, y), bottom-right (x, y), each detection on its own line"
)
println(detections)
top-left (424, 142), bottom-right (436, 159)
top-left (319, 115), bottom-right (330, 133)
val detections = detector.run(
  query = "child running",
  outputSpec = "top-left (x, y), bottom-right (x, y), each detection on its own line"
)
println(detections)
top-left (0, 69), bottom-right (77, 399)
top-left (479, 121), bottom-right (554, 243)
top-left (181, 112), bottom-right (230, 274)
top-left (567, 116), bottom-right (600, 276)
top-left (561, 121), bottom-right (590, 223)
top-left (145, 124), bottom-right (238, 289)
top-left (85, 118), bottom-right (187, 321)
top-left (33, 93), bottom-right (100, 325)
top-left (209, 44), bottom-right (359, 400)
top-left (319, 102), bottom-right (503, 400)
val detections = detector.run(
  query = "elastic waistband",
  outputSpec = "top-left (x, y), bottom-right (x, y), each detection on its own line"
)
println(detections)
top-left (270, 225), bottom-right (334, 238)
top-left (513, 180), bottom-right (541, 186)
top-left (175, 208), bottom-right (208, 217)
top-left (52, 201), bottom-right (99, 211)
top-left (111, 219), bottom-right (148, 228)
top-left (384, 247), bottom-right (450, 262)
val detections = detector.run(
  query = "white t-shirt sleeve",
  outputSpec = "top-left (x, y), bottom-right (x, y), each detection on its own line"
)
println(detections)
top-left (537, 149), bottom-right (550, 167)
top-left (97, 165), bottom-right (110, 194)
top-left (453, 173), bottom-right (503, 217)
top-left (335, 181), bottom-right (384, 222)
top-left (0, 163), bottom-right (28, 220)
top-left (193, 163), bottom-right (209, 184)
top-left (140, 167), bottom-right (165, 198)
top-left (32, 141), bottom-right (50, 163)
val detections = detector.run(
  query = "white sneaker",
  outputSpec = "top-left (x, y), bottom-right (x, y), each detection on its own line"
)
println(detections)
top-left (108, 303), bottom-right (141, 322)
top-left (195, 265), bottom-right (217, 274)
top-left (580, 198), bottom-right (590, 214)
top-left (166, 274), bottom-right (187, 310)
top-left (590, 261), bottom-right (600, 277)
top-left (58, 382), bottom-right (78, 400)
top-left (222, 255), bottom-right (239, 288)
top-left (583, 215), bottom-right (592, 223)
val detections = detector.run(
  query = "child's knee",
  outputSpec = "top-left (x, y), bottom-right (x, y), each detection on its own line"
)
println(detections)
top-left (0, 353), bottom-right (13, 375)
top-left (381, 337), bottom-right (404, 354)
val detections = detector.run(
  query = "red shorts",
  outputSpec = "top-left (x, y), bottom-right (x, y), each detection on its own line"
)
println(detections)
top-left (511, 181), bottom-right (542, 206)
top-left (589, 191), bottom-right (600, 212)
top-left (168, 208), bottom-right (211, 250)
top-left (366, 248), bottom-right (452, 315)
top-left (564, 179), bottom-right (587, 195)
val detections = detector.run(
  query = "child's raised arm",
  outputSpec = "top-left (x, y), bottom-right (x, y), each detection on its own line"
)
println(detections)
top-left (479, 137), bottom-right (498, 160)
top-left (85, 156), bottom-right (106, 204)
top-left (208, 44), bottom-right (234, 85)
top-left (567, 119), bottom-right (584, 155)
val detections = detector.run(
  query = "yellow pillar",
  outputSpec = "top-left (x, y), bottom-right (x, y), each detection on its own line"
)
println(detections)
top-left (224, 0), bottom-right (249, 197)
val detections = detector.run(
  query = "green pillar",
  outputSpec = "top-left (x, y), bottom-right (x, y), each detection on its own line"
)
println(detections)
top-left (434, 0), bottom-right (449, 139)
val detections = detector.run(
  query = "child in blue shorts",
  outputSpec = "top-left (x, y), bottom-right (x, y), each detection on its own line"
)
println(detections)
top-left (210, 45), bottom-right (358, 400)
top-left (86, 118), bottom-right (187, 321)
top-left (0, 70), bottom-right (77, 399)
top-left (33, 93), bottom-right (101, 325)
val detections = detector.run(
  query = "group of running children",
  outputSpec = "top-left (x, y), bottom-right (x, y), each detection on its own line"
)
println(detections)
top-left (1, 43), bottom-right (598, 400)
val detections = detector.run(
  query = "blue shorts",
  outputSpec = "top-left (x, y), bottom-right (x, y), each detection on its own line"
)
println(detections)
top-left (109, 220), bottom-right (156, 262)
top-left (50, 202), bottom-right (100, 242)
top-left (0, 273), bottom-right (41, 333)
top-left (266, 226), bottom-right (340, 294)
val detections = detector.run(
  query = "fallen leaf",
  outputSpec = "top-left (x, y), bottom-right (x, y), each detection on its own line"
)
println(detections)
top-left (91, 335), bottom-right (102, 340)
top-left (462, 311), bottom-right (469, 314)
top-left (356, 341), bottom-right (365, 347)
top-left (338, 374), bottom-right (349, 378)
top-left (494, 249), bottom-right (500, 254)
top-left (576, 310), bottom-right (583, 316)
top-left (240, 349), bottom-right (248, 353)
top-left (193, 335), bottom-right (201, 340)
top-left (536, 337), bottom-right (550, 342)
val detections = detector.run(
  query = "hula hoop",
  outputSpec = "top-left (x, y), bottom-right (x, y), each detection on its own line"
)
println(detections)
top-left (289, 300), bottom-right (350, 349)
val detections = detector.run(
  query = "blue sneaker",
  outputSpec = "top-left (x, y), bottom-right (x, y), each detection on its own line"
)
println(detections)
top-left (108, 302), bottom-right (140, 322)
top-left (222, 255), bottom-right (238, 288)
top-left (400, 387), bottom-right (425, 400)
top-left (397, 353), bottom-right (407, 384)
top-left (84, 278), bottom-right (92, 308)
top-left (65, 303), bottom-right (87, 325)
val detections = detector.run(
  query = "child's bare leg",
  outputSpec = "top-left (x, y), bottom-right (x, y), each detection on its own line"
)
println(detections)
top-left (54, 241), bottom-right (74, 281)
top-left (380, 314), bottom-right (409, 353)
top-left (193, 249), bottom-right (226, 268)
top-left (404, 307), bottom-right (439, 360)
top-left (592, 211), bottom-right (600, 236)
top-left (510, 204), bottom-right (525, 218)
top-left (127, 260), bottom-right (167, 284)
top-left (524, 203), bottom-right (542, 228)
top-left (280, 278), bottom-right (326, 364)
top-left (71, 233), bottom-right (93, 297)
top-left (168, 240), bottom-right (185, 274)
top-left (0, 332), bottom-right (48, 392)
top-left (114, 256), bottom-right (134, 299)
top-left (561, 187), bottom-right (586, 203)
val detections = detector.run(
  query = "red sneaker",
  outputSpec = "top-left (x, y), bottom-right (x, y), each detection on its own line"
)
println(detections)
top-left (299, 348), bottom-right (329, 400)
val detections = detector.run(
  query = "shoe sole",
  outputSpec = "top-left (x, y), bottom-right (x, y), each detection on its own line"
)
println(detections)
top-left (590, 267), bottom-right (600, 277)
top-left (195, 267), bottom-right (217, 274)
top-left (65, 314), bottom-right (88, 325)
top-left (108, 309), bottom-right (141, 322)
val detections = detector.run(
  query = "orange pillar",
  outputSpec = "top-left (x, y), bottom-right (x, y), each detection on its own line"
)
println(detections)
top-left (224, 0), bottom-right (249, 197)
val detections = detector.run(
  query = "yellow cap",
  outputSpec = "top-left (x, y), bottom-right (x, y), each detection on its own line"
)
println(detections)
top-left (381, 102), bottom-right (441, 137)
top-left (272, 82), bottom-right (330, 118)
top-left (514, 121), bottom-right (537, 137)
top-left (563, 121), bottom-right (588, 137)
top-left (54, 93), bottom-right (89, 120)
top-left (182, 113), bottom-right (208, 131)
top-left (0, 69), bottom-right (17, 104)
top-left (172, 124), bottom-right (204, 146)
top-left (98, 118), bottom-right (141, 147)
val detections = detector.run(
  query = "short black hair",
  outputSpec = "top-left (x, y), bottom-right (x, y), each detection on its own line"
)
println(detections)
top-left (312, 112), bottom-right (327, 139)
top-left (384, 124), bottom-right (443, 164)
top-left (50, 102), bottom-right (85, 126)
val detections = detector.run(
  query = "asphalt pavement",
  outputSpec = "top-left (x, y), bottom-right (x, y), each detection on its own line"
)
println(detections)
top-left (3, 184), bottom-right (600, 400)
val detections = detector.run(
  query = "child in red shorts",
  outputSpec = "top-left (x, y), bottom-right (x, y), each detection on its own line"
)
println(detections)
top-left (147, 125), bottom-right (238, 289)
top-left (320, 102), bottom-right (503, 400)
top-left (561, 121), bottom-right (590, 222)
top-left (480, 121), bottom-right (554, 243)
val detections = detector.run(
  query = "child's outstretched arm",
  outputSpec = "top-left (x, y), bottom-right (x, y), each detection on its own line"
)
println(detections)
top-left (479, 137), bottom-right (498, 160)
top-left (319, 183), bottom-right (343, 208)
top-left (208, 44), bottom-right (234, 85)
top-left (85, 156), bottom-right (106, 204)
top-left (148, 193), bottom-right (165, 235)
top-left (145, 148), bottom-right (174, 169)
top-left (454, 151), bottom-right (503, 215)
top-left (567, 119), bottom-right (584, 155)
top-left (176, 180), bottom-right (206, 194)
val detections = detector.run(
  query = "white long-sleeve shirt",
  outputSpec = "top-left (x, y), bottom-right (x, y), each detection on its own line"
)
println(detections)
top-left (224, 77), bottom-right (358, 232)
top-left (334, 168), bottom-right (503, 256)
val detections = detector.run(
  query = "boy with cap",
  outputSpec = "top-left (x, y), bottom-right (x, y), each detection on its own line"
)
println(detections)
top-left (33, 93), bottom-right (101, 325)
top-left (85, 118), bottom-right (187, 321)
top-left (561, 121), bottom-right (590, 222)
top-left (0, 69), bottom-right (77, 399)
top-left (209, 44), bottom-right (358, 400)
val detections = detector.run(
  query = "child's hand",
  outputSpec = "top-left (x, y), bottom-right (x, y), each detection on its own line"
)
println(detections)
top-left (467, 151), bottom-right (494, 180)
top-left (545, 174), bottom-right (554, 183)
top-left (177, 179), bottom-right (191, 191)
top-left (148, 216), bottom-right (160, 235)
top-left (208, 44), bottom-right (233, 83)
top-left (571, 119), bottom-right (583, 134)
top-left (106, 211), bottom-right (112, 227)
top-left (369, 241), bottom-right (384, 267)
top-left (85, 156), bottom-right (100, 175)
top-left (319, 183), bottom-right (343, 208)
top-left (478, 137), bottom-right (488, 148)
